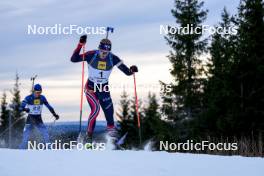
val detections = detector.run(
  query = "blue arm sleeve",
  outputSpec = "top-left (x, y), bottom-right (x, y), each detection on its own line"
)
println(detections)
top-left (112, 54), bottom-right (132, 76)
top-left (118, 64), bottom-right (133, 76)
top-left (19, 96), bottom-right (29, 111)
top-left (71, 44), bottom-right (94, 63)
top-left (42, 96), bottom-right (55, 114)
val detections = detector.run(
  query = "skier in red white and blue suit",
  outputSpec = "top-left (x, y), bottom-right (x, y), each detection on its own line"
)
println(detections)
top-left (71, 35), bottom-right (138, 142)
top-left (19, 84), bottom-right (59, 149)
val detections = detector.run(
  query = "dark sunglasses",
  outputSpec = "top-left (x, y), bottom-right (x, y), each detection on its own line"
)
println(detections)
top-left (100, 50), bottom-right (109, 55)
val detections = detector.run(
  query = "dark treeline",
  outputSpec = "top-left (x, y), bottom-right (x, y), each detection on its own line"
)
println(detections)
top-left (118, 0), bottom-right (264, 156)
top-left (117, 91), bottom-right (173, 149)
top-left (0, 73), bottom-right (25, 148)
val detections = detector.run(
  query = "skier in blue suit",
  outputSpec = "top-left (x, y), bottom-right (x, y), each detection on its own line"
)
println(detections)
top-left (19, 84), bottom-right (59, 149)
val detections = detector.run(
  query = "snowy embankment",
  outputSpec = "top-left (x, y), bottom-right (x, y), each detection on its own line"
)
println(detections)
top-left (1, 149), bottom-right (263, 176)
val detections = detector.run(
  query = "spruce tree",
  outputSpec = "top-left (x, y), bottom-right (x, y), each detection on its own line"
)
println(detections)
top-left (198, 8), bottom-right (237, 137)
top-left (198, 0), bottom-right (264, 142)
top-left (142, 93), bottom-right (163, 143)
top-left (117, 90), bottom-right (132, 140)
top-left (129, 96), bottom-right (143, 146)
top-left (0, 92), bottom-right (9, 143)
top-left (231, 0), bottom-right (264, 136)
top-left (116, 90), bottom-right (130, 121)
top-left (117, 90), bottom-right (136, 147)
top-left (161, 0), bottom-right (208, 123)
top-left (10, 73), bottom-right (25, 147)
top-left (117, 90), bottom-right (144, 147)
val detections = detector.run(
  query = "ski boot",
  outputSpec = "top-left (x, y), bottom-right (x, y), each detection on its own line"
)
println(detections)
top-left (83, 133), bottom-right (93, 149)
top-left (107, 125), bottom-right (119, 138)
top-left (105, 125), bottom-right (119, 149)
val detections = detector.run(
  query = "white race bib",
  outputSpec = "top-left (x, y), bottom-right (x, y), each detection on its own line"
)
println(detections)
top-left (28, 105), bottom-right (43, 115)
top-left (88, 65), bottom-right (112, 84)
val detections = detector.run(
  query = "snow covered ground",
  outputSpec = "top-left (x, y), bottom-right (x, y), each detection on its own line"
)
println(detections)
top-left (1, 149), bottom-right (263, 176)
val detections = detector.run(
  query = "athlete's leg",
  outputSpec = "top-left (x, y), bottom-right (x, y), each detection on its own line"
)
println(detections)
top-left (99, 91), bottom-right (117, 135)
top-left (19, 116), bottom-right (34, 149)
top-left (36, 122), bottom-right (50, 144)
top-left (85, 89), bottom-right (100, 137)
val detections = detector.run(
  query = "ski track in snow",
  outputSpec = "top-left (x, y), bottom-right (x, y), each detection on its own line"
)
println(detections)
top-left (0, 149), bottom-right (263, 176)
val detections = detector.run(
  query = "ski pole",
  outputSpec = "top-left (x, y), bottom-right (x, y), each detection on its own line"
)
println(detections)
top-left (30, 75), bottom-right (37, 93)
top-left (106, 27), bottom-right (114, 39)
top-left (79, 44), bottom-right (86, 135)
top-left (133, 73), bottom-right (142, 145)
top-left (52, 119), bottom-right (56, 127)
top-left (48, 119), bottom-right (56, 131)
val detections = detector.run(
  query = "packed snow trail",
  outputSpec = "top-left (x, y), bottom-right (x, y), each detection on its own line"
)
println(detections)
top-left (0, 149), bottom-right (263, 176)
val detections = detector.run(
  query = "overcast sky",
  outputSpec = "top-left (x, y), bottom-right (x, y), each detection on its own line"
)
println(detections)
top-left (0, 0), bottom-right (240, 122)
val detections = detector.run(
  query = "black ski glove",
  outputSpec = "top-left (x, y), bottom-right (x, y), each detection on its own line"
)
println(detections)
top-left (53, 113), bottom-right (59, 120)
top-left (130, 65), bottom-right (138, 73)
top-left (79, 35), bottom-right (87, 44)
top-left (21, 108), bottom-right (30, 113)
